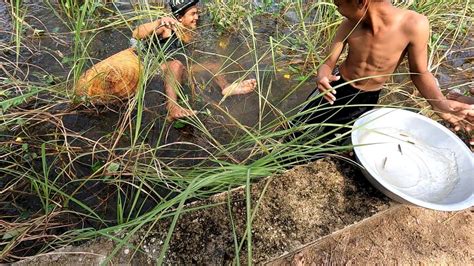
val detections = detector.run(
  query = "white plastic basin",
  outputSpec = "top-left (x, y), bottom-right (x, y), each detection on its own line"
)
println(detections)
top-left (351, 108), bottom-right (474, 211)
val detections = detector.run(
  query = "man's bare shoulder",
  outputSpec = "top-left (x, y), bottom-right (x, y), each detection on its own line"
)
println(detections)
top-left (401, 10), bottom-right (429, 37)
top-left (337, 19), bottom-right (357, 36)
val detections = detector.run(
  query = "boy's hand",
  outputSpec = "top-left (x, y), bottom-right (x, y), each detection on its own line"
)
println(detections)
top-left (317, 75), bottom-right (340, 104)
top-left (434, 99), bottom-right (474, 132)
top-left (156, 17), bottom-right (178, 31)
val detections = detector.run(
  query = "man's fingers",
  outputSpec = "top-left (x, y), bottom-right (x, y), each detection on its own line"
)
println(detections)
top-left (319, 79), bottom-right (331, 90)
top-left (440, 112), bottom-right (462, 131)
top-left (449, 118), bottom-right (472, 132)
top-left (323, 94), bottom-right (335, 105)
top-left (467, 105), bottom-right (474, 117)
top-left (319, 79), bottom-right (336, 95)
top-left (449, 117), bottom-right (462, 131)
top-left (160, 17), bottom-right (177, 28)
top-left (464, 120), bottom-right (472, 132)
top-left (320, 87), bottom-right (336, 104)
top-left (447, 100), bottom-right (474, 113)
top-left (316, 76), bottom-right (338, 104)
top-left (329, 75), bottom-right (340, 82)
top-left (452, 101), bottom-right (472, 112)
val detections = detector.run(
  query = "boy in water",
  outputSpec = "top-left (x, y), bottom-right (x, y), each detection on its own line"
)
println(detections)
top-left (296, 0), bottom-right (473, 141)
top-left (132, 0), bottom-right (256, 120)
top-left (76, 0), bottom-right (256, 120)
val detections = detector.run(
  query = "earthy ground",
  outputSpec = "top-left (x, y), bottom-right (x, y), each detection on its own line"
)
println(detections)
top-left (15, 157), bottom-right (473, 265)
top-left (268, 205), bottom-right (473, 265)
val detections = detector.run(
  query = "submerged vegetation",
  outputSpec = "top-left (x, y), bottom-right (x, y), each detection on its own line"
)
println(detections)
top-left (0, 0), bottom-right (472, 263)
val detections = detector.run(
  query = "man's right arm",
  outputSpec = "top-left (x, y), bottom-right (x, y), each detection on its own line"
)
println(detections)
top-left (317, 19), bottom-right (350, 104)
top-left (407, 14), bottom-right (473, 131)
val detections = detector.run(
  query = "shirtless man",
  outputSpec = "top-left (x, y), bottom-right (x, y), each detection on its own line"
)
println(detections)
top-left (132, 0), bottom-right (256, 120)
top-left (296, 0), bottom-right (473, 140)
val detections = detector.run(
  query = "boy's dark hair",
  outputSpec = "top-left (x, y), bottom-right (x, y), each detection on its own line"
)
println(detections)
top-left (168, 0), bottom-right (199, 17)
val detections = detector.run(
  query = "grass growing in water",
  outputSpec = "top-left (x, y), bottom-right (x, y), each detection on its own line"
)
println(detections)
top-left (0, 0), bottom-right (472, 263)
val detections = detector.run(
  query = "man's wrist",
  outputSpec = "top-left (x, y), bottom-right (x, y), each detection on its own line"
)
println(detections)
top-left (430, 98), bottom-right (451, 112)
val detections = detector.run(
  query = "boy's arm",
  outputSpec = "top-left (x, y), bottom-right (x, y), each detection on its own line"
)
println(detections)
top-left (132, 20), bottom-right (160, 39)
top-left (407, 15), bottom-right (473, 131)
top-left (317, 20), bottom-right (351, 104)
top-left (132, 17), bottom-right (177, 40)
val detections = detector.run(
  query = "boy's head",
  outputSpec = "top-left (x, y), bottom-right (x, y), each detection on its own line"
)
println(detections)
top-left (333, 0), bottom-right (387, 20)
top-left (168, 0), bottom-right (199, 29)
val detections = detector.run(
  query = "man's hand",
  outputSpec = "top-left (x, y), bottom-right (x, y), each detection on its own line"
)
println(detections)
top-left (434, 99), bottom-right (474, 132)
top-left (317, 75), bottom-right (340, 104)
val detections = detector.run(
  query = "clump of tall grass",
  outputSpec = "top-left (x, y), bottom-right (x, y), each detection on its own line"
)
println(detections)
top-left (206, 0), bottom-right (285, 33)
top-left (8, 0), bottom-right (25, 63)
top-left (207, 0), bottom-right (252, 33)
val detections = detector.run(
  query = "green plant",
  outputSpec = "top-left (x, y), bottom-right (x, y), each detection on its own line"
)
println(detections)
top-left (9, 0), bottom-right (26, 63)
top-left (207, 0), bottom-right (250, 33)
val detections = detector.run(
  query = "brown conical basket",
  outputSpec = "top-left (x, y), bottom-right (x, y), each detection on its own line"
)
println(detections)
top-left (75, 48), bottom-right (143, 102)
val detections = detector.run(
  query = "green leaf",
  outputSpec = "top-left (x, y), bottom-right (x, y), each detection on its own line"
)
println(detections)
top-left (173, 120), bottom-right (187, 129)
top-left (1, 88), bottom-right (42, 112)
top-left (19, 210), bottom-right (30, 221)
top-left (107, 162), bottom-right (120, 173)
top-left (32, 29), bottom-right (45, 36)
top-left (92, 161), bottom-right (104, 173)
top-left (2, 227), bottom-right (27, 240)
top-left (1, 78), bottom-right (13, 85)
top-left (296, 76), bottom-right (306, 82)
top-left (61, 56), bottom-right (74, 64)
top-left (43, 74), bottom-right (56, 85)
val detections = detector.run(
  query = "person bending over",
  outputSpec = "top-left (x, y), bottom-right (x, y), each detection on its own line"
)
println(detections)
top-left (294, 0), bottom-right (473, 142)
